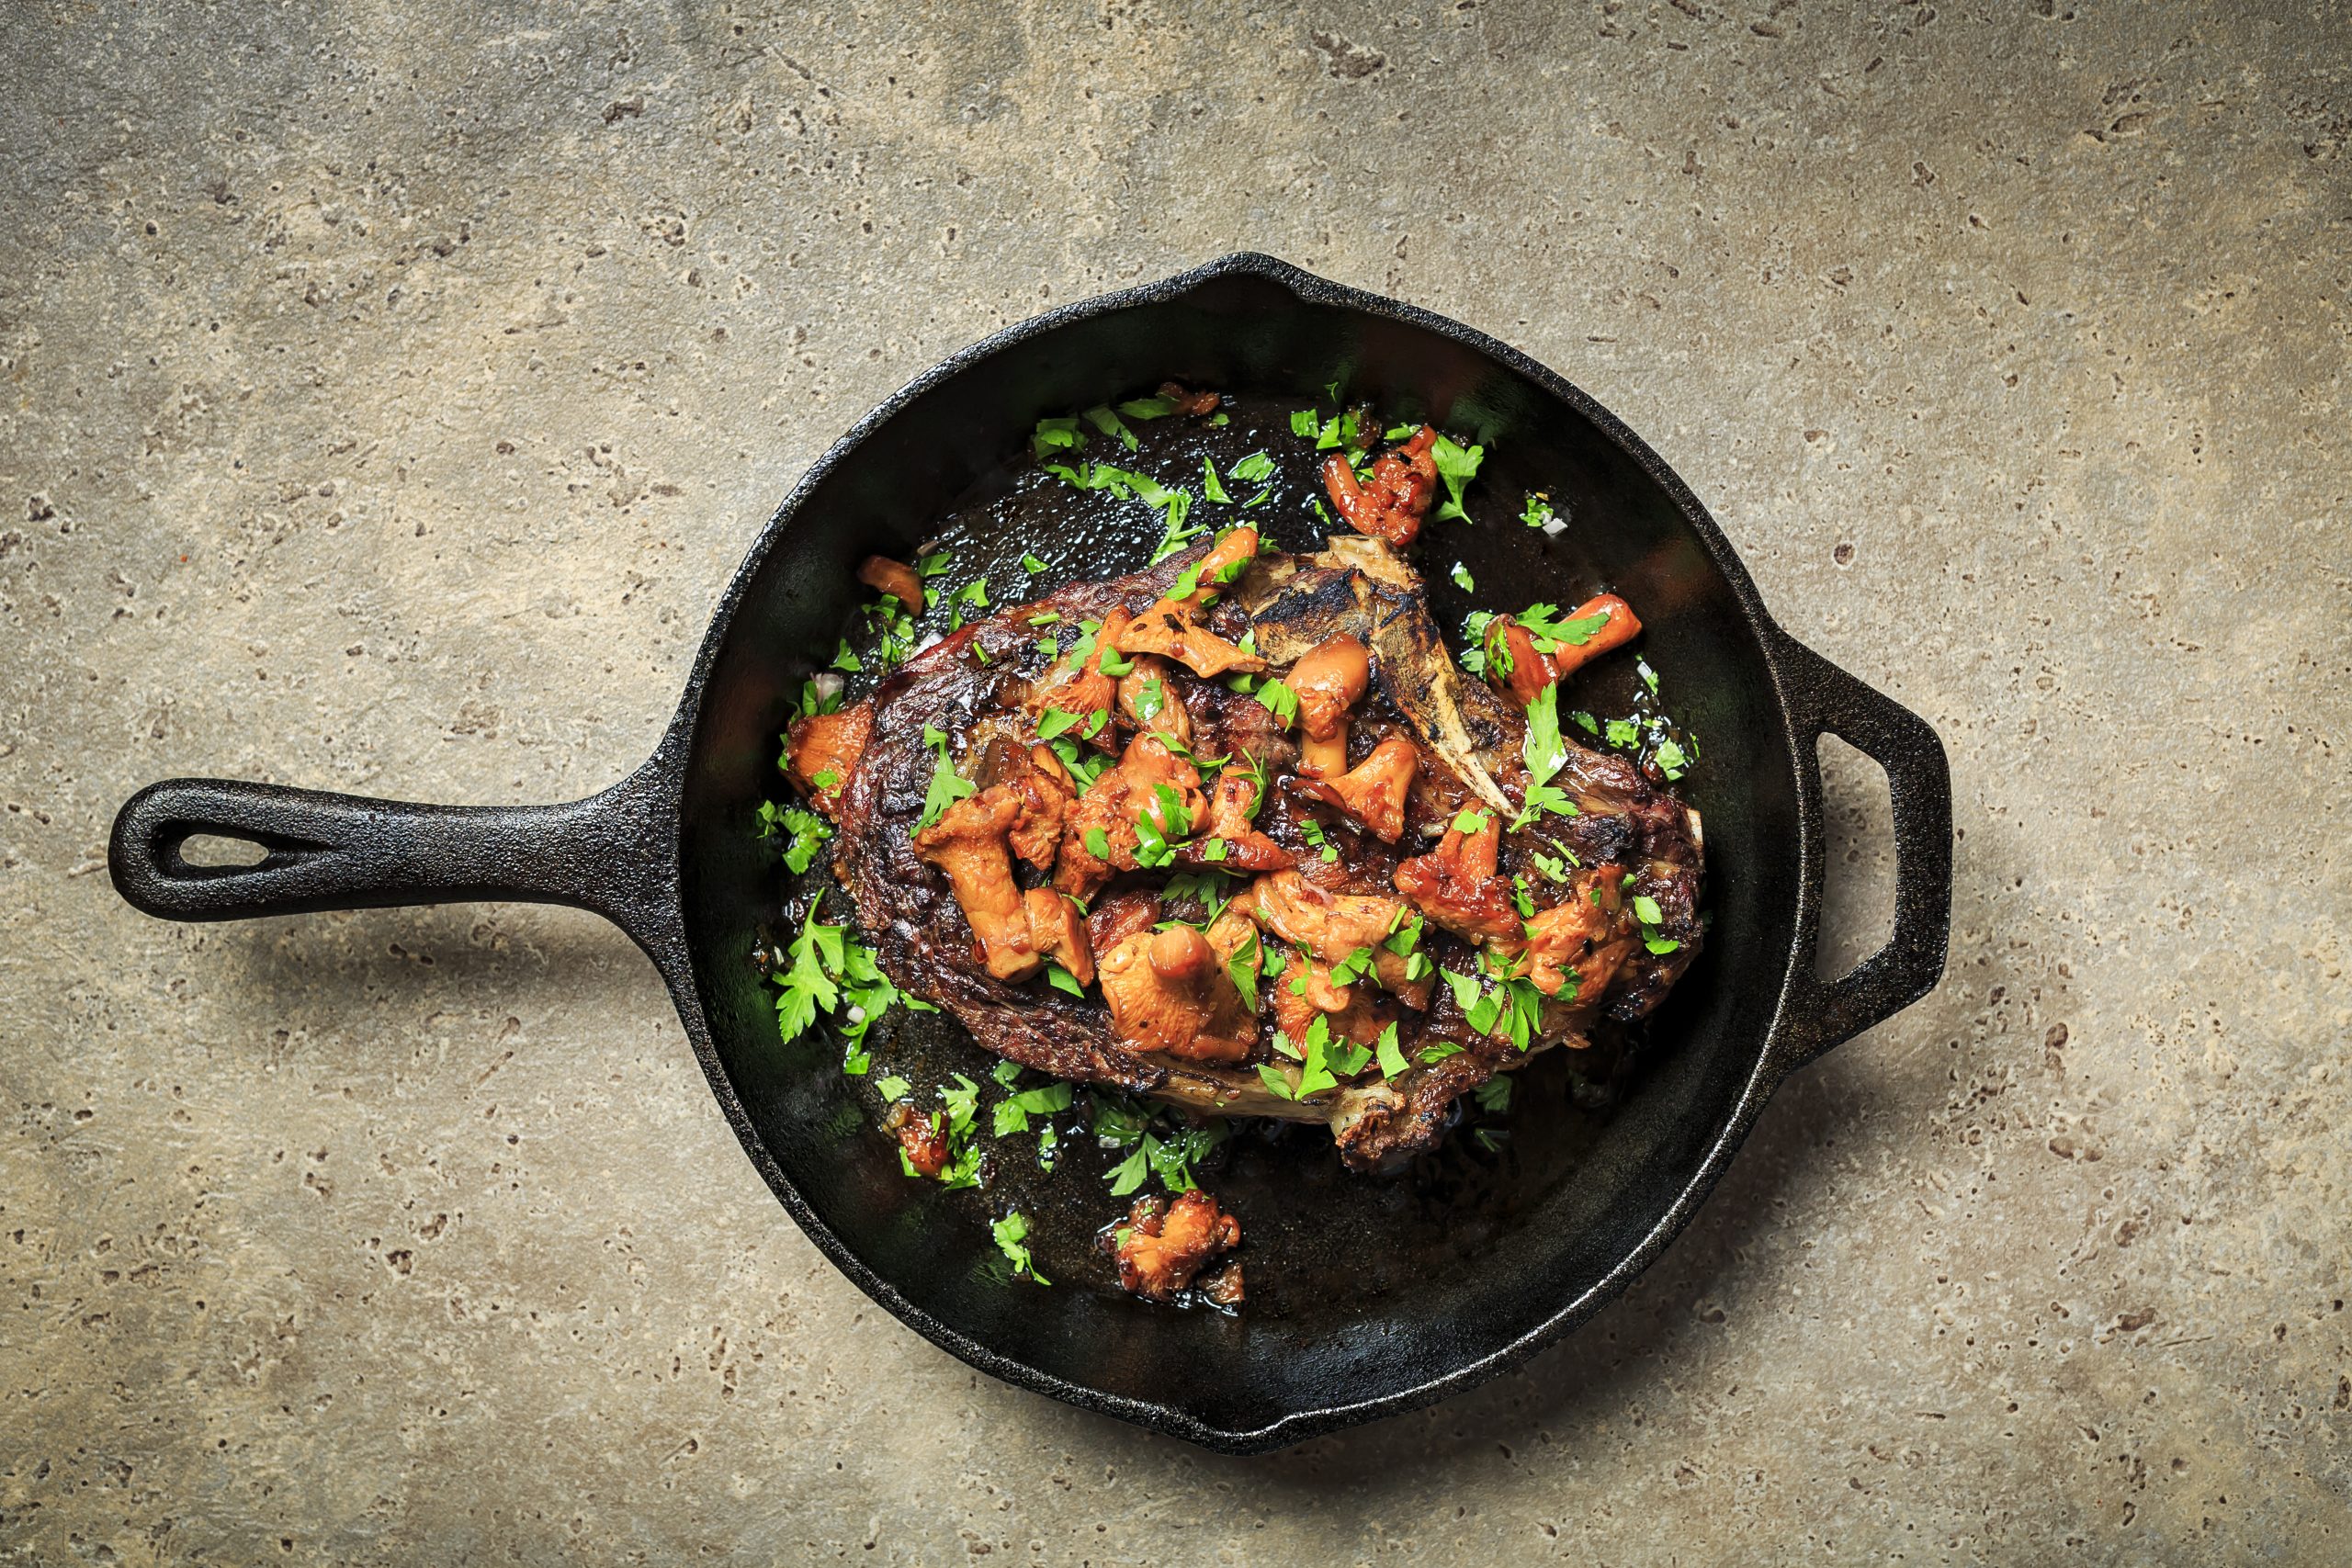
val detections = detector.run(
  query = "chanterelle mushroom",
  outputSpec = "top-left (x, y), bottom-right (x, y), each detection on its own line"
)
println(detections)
top-left (1393, 807), bottom-right (1519, 942)
top-left (1097, 918), bottom-right (1254, 1062)
top-left (1109, 1190), bottom-right (1241, 1302)
top-left (1247, 870), bottom-right (1430, 1007)
top-left (1116, 655), bottom-right (1191, 748)
top-left (912, 790), bottom-right (1040, 982)
top-left (785, 702), bottom-right (873, 818)
top-left (1493, 864), bottom-right (1637, 1000)
top-left (1176, 768), bottom-right (1293, 872)
top-left (1029, 606), bottom-right (1131, 750)
top-left (970, 737), bottom-right (1075, 871)
top-left (1116, 529), bottom-right (1268, 679)
top-left (1323, 425), bottom-right (1438, 548)
top-left (1296, 734), bottom-right (1418, 843)
top-left (1288, 633), bottom-right (1370, 776)
top-left (1480, 593), bottom-right (1643, 707)
top-left (1023, 887), bottom-right (1095, 987)
top-left (1051, 734), bottom-right (1208, 899)
top-left (856, 554), bottom-right (926, 615)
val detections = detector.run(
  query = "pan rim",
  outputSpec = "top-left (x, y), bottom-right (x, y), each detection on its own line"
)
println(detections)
top-left (662, 252), bottom-right (1825, 1454)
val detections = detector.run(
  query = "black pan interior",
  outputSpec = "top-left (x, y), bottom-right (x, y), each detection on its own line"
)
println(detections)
top-left (672, 264), bottom-right (1799, 1439)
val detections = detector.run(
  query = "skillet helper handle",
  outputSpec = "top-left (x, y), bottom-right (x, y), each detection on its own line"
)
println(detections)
top-left (109, 767), bottom-right (680, 962)
top-left (1768, 634), bottom-right (1953, 1073)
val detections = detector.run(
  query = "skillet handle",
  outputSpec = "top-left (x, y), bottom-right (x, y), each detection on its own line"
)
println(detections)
top-left (108, 759), bottom-right (685, 975)
top-left (1767, 634), bottom-right (1953, 1073)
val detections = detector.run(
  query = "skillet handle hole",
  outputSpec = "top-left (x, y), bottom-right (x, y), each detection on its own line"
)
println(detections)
top-left (1814, 733), bottom-right (1896, 985)
top-left (176, 832), bottom-right (274, 869)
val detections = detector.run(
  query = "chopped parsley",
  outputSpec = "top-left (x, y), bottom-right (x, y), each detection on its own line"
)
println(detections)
top-left (1513, 684), bottom-right (1581, 829)
top-left (1429, 432), bottom-right (1484, 523)
top-left (1605, 717), bottom-right (1642, 750)
top-left (1289, 408), bottom-right (1319, 437)
top-left (1201, 457), bottom-right (1231, 504)
top-left (1451, 561), bottom-right (1476, 593)
top-left (1653, 736), bottom-right (1690, 781)
top-left (911, 725), bottom-right (976, 836)
top-left (1522, 492), bottom-right (1561, 530)
top-left (1116, 393), bottom-right (1184, 421)
top-left (1229, 450), bottom-right (1275, 485)
top-left (1473, 1076), bottom-right (1513, 1114)
top-left (993, 1079), bottom-right (1075, 1137)
top-left (1253, 678), bottom-right (1299, 728)
top-left (1132, 781), bottom-right (1193, 868)
top-left (1035, 707), bottom-right (1082, 741)
top-left (990, 1211), bottom-right (1047, 1283)
top-left (1081, 404), bottom-right (1139, 450)
top-left (1374, 1022), bottom-right (1409, 1080)
top-left (1044, 960), bottom-right (1087, 997)
top-left (1022, 551), bottom-right (1052, 575)
top-left (1148, 490), bottom-right (1207, 563)
top-left (1518, 602), bottom-right (1612, 652)
top-left (773, 897), bottom-right (845, 1044)
top-left (1032, 416), bottom-right (1085, 457)
top-left (946, 577), bottom-right (989, 632)
top-left (755, 800), bottom-right (833, 874)
top-left (1227, 931), bottom-right (1261, 1011)
top-left (874, 1075), bottom-right (911, 1101)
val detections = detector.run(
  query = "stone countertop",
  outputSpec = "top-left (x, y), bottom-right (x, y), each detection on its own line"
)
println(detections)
top-left (2, 2), bottom-right (2345, 1561)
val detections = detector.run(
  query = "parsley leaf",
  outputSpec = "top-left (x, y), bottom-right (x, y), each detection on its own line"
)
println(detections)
top-left (1429, 432), bottom-right (1484, 523)
top-left (1451, 561), bottom-right (1476, 593)
top-left (1035, 707), bottom-right (1082, 740)
top-left (1148, 491), bottom-right (1206, 564)
top-left (1116, 393), bottom-right (1183, 420)
top-left (990, 1211), bottom-right (1047, 1283)
top-left (1289, 408), bottom-right (1319, 437)
top-left (1227, 931), bottom-right (1261, 1012)
top-left (773, 897), bottom-right (844, 1043)
top-left (1253, 678), bottom-right (1299, 728)
top-left (1518, 603), bottom-right (1612, 651)
top-left (1521, 492), bottom-right (1560, 530)
top-left (911, 725), bottom-right (975, 836)
top-left (1032, 416), bottom-right (1086, 458)
top-left (1374, 1022), bottom-right (1408, 1080)
top-left (1229, 450), bottom-right (1275, 484)
top-left (1106, 1138), bottom-right (1153, 1196)
top-left (1021, 551), bottom-right (1052, 575)
top-left (770, 803), bottom-right (833, 874)
top-left (1081, 404), bottom-right (1139, 450)
top-left (1201, 457), bottom-right (1231, 504)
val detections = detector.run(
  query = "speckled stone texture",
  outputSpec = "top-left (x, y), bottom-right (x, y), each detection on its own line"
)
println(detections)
top-left (2, 0), bottom-right (2346, 1561)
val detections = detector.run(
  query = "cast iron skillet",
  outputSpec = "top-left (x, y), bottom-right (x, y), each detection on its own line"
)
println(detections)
top-left (109, 254), bottom-right (1951, 1453)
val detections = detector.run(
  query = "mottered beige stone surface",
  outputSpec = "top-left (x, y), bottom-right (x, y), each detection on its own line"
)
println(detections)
top-left (1, 1), bottom-right (2346, 1561)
